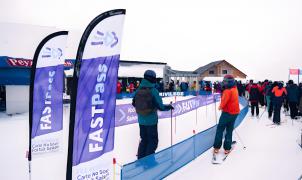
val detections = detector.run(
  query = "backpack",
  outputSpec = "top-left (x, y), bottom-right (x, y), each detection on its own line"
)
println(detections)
top-left (249, 87), bottom-right (259, 101)
top-left (133, 87), bottom-right (156, 116)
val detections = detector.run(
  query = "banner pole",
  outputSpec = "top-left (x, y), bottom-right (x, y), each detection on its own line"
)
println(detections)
top-left (298, 69), bottom-right (300, 84)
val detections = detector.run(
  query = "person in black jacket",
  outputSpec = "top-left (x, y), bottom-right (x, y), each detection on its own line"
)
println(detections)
top-left (237, 80), bottom-right (245, 97)
top-left (268, 82), bottom-right (279, 119)
top-left (249, 83), bottom-right (261, 117)
top-left (286, 80), bottom-right (299, 119)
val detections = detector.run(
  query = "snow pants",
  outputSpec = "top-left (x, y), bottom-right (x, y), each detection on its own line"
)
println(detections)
top-left (213, 112), bottom-right (238, 150)
top-left (289, 102), bottom-right (298, 119)
top-left (266, 96), bottom-right (271, 112)
top-left (273, 102), bottom-right (282, 124)
top-left (137, 124), bottom-right (158, 159)
top-left (251, 102), bottom-right (259, 116)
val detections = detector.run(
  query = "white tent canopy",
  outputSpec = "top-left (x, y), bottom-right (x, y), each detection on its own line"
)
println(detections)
top-left (118, 62), bottom-right (166, 78)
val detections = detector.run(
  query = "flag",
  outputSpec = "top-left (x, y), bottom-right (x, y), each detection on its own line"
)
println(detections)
top-left (289, 69), bottom-right (299, 75)
top-left (66, 9), bottom-right (126, 180)
top-left (29, 31), bottom-right (68, 177)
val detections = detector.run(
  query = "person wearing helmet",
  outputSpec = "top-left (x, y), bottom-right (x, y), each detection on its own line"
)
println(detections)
top-left (213, 75), bottom-right (240, 155)
top-left (132, 70), bottom-right (174, 159)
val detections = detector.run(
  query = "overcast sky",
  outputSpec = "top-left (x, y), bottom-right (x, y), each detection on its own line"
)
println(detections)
top-left (1, 0), bottom-right (302, 82)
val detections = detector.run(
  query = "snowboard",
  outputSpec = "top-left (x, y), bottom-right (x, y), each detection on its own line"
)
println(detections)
top-left (212, 141), bottom-right (237, 164)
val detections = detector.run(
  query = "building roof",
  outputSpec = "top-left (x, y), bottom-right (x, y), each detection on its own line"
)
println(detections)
top-left (193, 60), bottom-right (223, 74)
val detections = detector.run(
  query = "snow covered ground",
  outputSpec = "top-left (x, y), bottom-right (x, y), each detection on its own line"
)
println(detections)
top-left (0, 98), bottom-right (301, 180)
top-left (167, 107), bottom-right (302, 180)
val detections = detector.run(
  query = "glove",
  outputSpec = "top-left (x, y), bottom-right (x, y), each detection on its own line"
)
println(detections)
top-left (167, 104), bottom-right (174, 110)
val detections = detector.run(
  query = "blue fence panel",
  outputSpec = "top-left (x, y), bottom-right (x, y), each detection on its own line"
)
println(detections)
top-left (194, 126), bottom-right (217, 157)
top-left (121, 137), bottom-right (195, 180)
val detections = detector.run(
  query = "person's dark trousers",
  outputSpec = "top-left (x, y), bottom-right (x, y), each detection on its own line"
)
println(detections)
top-left (251, 102), bottom-right (259, 116)
top-left (137, 124), bottom-right (158, 159)
top-left (273, 103), bottom-right (282, 124)
top-left (213, 112), bottom-right (238, 150)
top-left (268, 101), bottom-right (274, 118)
top-left (289, 102), bottom-right (298, 119)
top-left (259, 94), bottom-right (265, 106)
top-left (284, 99), bottom-right (289, 112)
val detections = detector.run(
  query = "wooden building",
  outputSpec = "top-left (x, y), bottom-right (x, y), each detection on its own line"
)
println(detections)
top-left (194, 60), bottom-right (247, 81)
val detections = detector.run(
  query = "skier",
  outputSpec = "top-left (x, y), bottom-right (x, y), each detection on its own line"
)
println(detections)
top-left (286, 80), bottom-right (299, 119)
top-left (132, 70), bottom-right (174, 160)
top-left (213, 75), bottom-right (240, 155)
top-left (249, 82), bottom-right (261, 117)
top-left (271, 82), bottom-right (287, 125)
top-left (264, 81), bottom-right (272, 113)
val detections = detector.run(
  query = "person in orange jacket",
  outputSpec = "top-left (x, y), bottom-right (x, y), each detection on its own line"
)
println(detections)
top-left (271, 82), bottom-right (287, 124)
top-left (213, 75), bottom-right (240, 154)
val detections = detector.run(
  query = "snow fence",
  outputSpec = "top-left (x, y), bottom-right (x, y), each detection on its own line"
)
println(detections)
top-left (120, 96), bottom-right (248, 180)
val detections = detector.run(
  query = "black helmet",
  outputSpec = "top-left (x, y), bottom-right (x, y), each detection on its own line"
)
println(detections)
top-left (144, 70), bottom-right (156, 83)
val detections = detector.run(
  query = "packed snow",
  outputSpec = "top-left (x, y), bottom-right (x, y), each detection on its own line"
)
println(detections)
top-left (0, 97), bottom-right (301, 180)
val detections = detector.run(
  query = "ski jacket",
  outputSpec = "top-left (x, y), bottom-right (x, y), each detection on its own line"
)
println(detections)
top-left (249, 84), bottom-right (260, 102)
top-left (133, 79), bottom-right (170, 126)
top-left (117, 82), bottom-right (122, 94)
top-left (272, 86), bottom-right (287, 104)
top-left (286, 84), bottom-right (299, 103)
top-left (219, 86), bottom-right (240, 115)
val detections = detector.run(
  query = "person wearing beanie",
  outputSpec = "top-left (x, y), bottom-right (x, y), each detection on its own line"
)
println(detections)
top-left (213, 75), bottom-right (240, 155)
top-left (132, 70), bottom-right (174, 160)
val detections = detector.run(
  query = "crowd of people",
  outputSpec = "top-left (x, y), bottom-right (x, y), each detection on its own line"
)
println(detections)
top-left (117, 79), bottom-right (221, 95)
top-left (131, 71), bottom-right (302, 163)
top-left (245, 79), bottom-right (302, 124)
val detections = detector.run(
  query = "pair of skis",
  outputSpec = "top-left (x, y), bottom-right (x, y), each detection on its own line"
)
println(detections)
top-left (212, 141), bottom-right (237, 164)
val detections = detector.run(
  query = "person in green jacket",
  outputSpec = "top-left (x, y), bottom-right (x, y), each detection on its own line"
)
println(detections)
top-left (132, 70), bottom-right (174, 159)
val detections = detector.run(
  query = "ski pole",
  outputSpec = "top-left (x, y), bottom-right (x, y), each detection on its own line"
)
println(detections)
top-left (258, 106), bottom-right (266, 120)
top-left (174, 96), bottom-right (177, 134)
top-left (234, 129), bottom-right (246, 150)
top-left (170, 101), bottom-right (173, 147)
top-left (214, 95), bottom-right (218, 124)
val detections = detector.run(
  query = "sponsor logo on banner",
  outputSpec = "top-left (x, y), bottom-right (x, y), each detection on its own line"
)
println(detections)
top-left (91, 31), bottom-right (119, 48)
top-left (159, 92), bottom-right (184, 97)
top-left (42, 47), bottom-right (63, 59)
top-left (7, 58), bottom-right (32, 67)
top-left (2, 56), bottom-right (74, 68)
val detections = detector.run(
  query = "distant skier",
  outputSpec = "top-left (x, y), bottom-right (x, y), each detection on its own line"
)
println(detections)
top-left (286, 80), bottom-right (299, 119)
top-left (132, 70), bottom-right (174, 160)
top-left (213, 75), bottom-right (240, 155)
top-left (271, 82), bottom-right (287, 125)
top-left (249, 82), bottom-right (261, 117)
